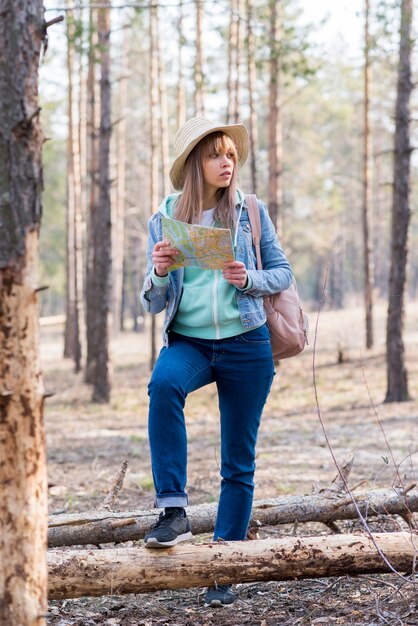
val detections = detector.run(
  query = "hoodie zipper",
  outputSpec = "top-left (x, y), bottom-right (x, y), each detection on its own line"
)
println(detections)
top-left (213, 199), bottom-right (244, 339)
top-left (213, 270), bottom-right (220, 339)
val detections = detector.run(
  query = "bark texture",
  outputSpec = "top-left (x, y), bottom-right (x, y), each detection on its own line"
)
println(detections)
top-left (48, 531), bottom-right (418, 599)
top-left (0, 3), bottom-right (47, 624)
top-left (385, 0), bottom-right (413, 402)
top-left (362, 0), bottom-right (374, 350)
top-left (267, 0), bottom-right (283, 232)
top-left (85, 7), bottom-right (100, 384)
top-left (194, 0), bottom-right (204, 116)
top-left (92, 1), bottom-right (112, 402)
top-left (47, 488), bottom-right (418, 547)
top-left (246, 0), bottom-right (258, 193)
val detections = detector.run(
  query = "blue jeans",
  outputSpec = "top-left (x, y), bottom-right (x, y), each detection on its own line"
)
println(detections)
top-left (147, 324), bottom-right (275, 541)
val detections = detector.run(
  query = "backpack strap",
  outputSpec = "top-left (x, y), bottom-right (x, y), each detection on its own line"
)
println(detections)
top-left (245, 194), bottom-right (263, 270)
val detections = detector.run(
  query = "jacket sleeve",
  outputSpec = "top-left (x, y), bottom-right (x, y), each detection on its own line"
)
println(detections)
top-left (245, 201), bottom-right (294, 296)
top-left (139, 215), bottom-right (170, 314)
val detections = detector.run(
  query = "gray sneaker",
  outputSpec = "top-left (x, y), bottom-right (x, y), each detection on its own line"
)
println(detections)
top-left (204, 584), bottom-right (235, 606)
top-left (144, 509), bottom-right (192, 548)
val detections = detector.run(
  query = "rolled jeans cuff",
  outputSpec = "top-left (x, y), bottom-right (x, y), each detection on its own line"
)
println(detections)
top-left (154, 494), bottom-right (189, 508)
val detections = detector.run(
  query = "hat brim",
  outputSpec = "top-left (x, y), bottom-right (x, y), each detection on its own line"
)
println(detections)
top-left (169, 123), bottom-right (249, 191)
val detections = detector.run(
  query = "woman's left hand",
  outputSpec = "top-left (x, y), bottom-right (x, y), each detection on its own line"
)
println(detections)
top-left (222, 261), bottom-right (248, 289)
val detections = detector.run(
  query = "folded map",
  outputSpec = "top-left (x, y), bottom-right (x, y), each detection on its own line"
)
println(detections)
top-left (161, 217), bottom-right (235, 271)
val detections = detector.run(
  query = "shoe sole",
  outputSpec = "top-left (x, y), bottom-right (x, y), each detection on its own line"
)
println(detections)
top-left (144, 531), bottom-right (193, 548)
top-left (204, 599), bottom-right (235, 607)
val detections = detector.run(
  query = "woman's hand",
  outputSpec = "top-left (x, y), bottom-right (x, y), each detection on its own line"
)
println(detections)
top-left (222, 261), bottom-right (248, 289)
top-left (152, 240), bottom-right (179, 277)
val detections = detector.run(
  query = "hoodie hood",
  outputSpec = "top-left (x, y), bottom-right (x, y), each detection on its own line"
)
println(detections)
top-left (158, 189), bottom-right (245, 218)
top-left (157, 193), bottom-right (181, 218)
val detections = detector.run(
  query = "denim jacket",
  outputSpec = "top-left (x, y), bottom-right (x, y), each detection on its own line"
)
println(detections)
top-left (140, 194), bottom-right (294, 347)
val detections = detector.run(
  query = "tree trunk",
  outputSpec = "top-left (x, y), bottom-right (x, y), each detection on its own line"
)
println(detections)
top-left (194, 0), bottom-right (204, 116)
top-left (385, 0), bottom-right (413, 403)
top-left (47, 488), bottom-right (418, 547)
top-left (246, 0), bottom-right (258, 194)
top-left (233, 0), bottom-right (243, 124)
top-left (176, 0), bottom-right (186, 129)
top-left (92, 1), bottom-right (112, 402)
top-left (0, 3), bottom-right (48, 624)
top-left (113, 33), bottom-right (128, 333)
top-left (48, 531), bottom-right (417, 600)
top-left (85, 7), bottom-right (100, 383)
top-left (268, 0), bottom-right (283, 233)
top-left (149, 2), bottom-right (159, 368)
top-left (64, 1), bottom-right (83, 372)
top-left (362, 0), bottom-right (374, 350)
top-left (226, 0), bottom-right (238, 123)
top-left (63, 5), bottom-right (77, 361)
top-left (156, 6), bottom-right (169, 192)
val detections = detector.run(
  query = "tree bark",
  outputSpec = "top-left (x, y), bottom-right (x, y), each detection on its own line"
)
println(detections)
top-left (85, 7), bottom-right (100, 383)
top-left (176, 0), bottom-right (186, 129)
top-left (113, 32), bottom-right (128, 333)
top-left (64, 1), bottom-right (84, 371)
top-left (149, 2), bottom-right (159, 368)
top-left (385, 0), bottom-right (413, 403)
top-left (194, 0), bottom-right (204, 116)
top-left (246, 0), bottom-right (258, 193)
top-left (47, 488), bottom-right (418, 547)
top-left (267, 0), bottom-right (283, 233)
top-left (226, 0), bottom-right (238, 123)
top-left (362, 0), bottom-right (374, 350)
top-left (0, 3), bottom-right (47, 624)
top-left (156, 6), bottom-right (169, 192)
top-left (48, 531), bottom-right (418, 599)
top-left (92, 1), bottom-right (112, 402)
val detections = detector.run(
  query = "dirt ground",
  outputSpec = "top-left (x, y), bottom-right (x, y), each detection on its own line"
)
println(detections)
top-left (42, 302), bottom-right (418, 625)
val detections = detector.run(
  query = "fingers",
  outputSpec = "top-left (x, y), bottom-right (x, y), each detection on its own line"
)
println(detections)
top-left (222, 261), bottom-right (248, 289)
top-left (152, 240), bottom-right (179, 276)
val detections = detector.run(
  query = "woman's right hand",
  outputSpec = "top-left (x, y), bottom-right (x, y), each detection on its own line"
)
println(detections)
top-left (152, 240), bottom-right (179, 277)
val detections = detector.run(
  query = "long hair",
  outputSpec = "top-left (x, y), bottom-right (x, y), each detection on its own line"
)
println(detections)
top-left (174, 132), bottom-right (239, 230)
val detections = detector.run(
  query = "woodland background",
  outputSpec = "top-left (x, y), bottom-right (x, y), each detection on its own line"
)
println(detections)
top-left (39, 0), bottom-right (418, 326)
top-left (1, 1), bottom-right (418, 624)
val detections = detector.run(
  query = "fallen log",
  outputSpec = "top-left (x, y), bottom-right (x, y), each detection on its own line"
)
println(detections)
top-left (48, 531), bottom-right (418, 599)
top-left (48, 488), bottom-right (418, 547)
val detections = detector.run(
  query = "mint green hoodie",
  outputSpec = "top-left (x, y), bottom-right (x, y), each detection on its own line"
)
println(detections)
top-left (154, 192), bottom-right (248, 340)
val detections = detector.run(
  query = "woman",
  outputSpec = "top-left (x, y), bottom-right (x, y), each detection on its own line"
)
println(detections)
top-left (140, 117), bottom-right (293, 606)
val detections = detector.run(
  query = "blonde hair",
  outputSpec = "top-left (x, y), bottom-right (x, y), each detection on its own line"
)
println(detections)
top-left (174, 132), bottom-right (238, 230)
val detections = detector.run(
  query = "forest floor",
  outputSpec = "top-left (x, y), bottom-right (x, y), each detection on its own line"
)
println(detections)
top-left (42, 301), bottom-right (418, 626)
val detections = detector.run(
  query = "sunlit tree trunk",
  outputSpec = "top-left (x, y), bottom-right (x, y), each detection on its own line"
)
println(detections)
top-left (76, 3), bottom-right (87, 360)
top-left (267, 0), bottom-right (283, 233)
top-left (385, 0), bottom-right (413, 403)
top-left (176, 0), bottom-right (186, 129)
top-left (113, 32), bottom-right (128, 333)
top-left (64, 3), bottom-right (77, 361)
top-left (362, 0), bottom-right (374, 349)
top-left (226, 0), bottom-right (238, 123)
top-left (0, 2), bottom-right (47, 624)
top-left (92, 0), bottom-right (112, 402)
top-left (85, 7), bottom-right (100, 383)
top-left (233, 0), bottom-right (243, 123)
top-left (64, 1), bottom-right (83, 372)
top-left (156, 7), bottom-right (169, 190)
top-left (149, 2), bottom-right (159, 368)
top-left (246, 0), bottom-right (258, 193)
top-left (194, 0), bottom-right (204, 116)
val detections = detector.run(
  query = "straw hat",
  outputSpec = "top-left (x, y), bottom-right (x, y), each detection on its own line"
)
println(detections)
top-left (169, 116), bottom-right (249, 190)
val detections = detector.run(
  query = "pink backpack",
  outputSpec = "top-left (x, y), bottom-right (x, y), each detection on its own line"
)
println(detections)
top-left (246, 194), bottom-right (309, 360)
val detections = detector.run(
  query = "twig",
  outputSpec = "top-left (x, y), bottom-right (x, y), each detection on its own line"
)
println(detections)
top-left (95, 460), bottom-right (128, 511)
top-left (44, 15), bottom-right (65, 29)
top-left (311, 268), bottom-right (417, 584)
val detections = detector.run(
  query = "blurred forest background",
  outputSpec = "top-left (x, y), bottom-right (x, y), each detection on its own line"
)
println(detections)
top-left (38, 0), bottom-right (417, 398)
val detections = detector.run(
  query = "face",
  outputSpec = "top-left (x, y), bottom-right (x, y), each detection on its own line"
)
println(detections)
top-left (201, 136), bottom-right (236, 194)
